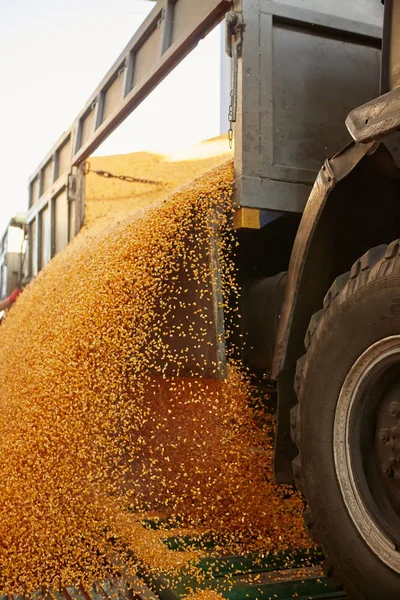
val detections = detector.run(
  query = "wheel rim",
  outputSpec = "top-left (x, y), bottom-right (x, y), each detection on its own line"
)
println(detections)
top-left (334, 335), bottom-right (400, 573)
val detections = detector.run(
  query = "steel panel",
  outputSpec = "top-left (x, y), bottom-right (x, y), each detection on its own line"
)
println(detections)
top-left (26, 176), bottom-right (68, 227)
top-left (102, 71), bottom-right (125, 122)
top-left (134, 24), bottom-right (163, 85)
top-left (271, 0), bottom-right (383, 26)
top-left (172, 0), bottom-right (215, 42)
top-left (79, 107), bottom-right (96, 149)
top-left (271, 22), bottom-right (380, 172)
top-left (233, 0), bottom-right (384, 212)
top-left (238, 175), bottom-right (311, 212)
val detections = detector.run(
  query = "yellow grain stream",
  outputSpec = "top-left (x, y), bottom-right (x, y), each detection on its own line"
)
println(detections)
top-left (0, 139), bottom-right (308, 594)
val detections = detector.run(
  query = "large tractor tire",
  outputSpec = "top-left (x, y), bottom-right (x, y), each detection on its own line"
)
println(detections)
top-left (292, 240), bottom-right (400, 599)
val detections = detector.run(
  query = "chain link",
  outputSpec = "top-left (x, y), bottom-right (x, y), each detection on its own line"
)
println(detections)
top-left (228, 93), bottom-right (234, 149)
top-left (228, 127), bottom-right (234, 150)
top-left (82, 161), bottom-right (162, 186)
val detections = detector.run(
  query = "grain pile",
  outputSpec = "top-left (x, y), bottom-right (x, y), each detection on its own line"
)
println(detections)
top-left (0, 139), bottom-right (309, 594)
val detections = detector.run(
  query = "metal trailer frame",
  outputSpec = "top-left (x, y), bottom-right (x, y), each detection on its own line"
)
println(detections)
top-left (25, 0), bottom-right (231, 279)
top-left (232, 0), bottom-right (383, 213)
top-left (270, 0), bottom-right (400, 483)
top-left (272, 0), bottom-right (400, 382)
top-left (25, 0), bottom-right (384, 281)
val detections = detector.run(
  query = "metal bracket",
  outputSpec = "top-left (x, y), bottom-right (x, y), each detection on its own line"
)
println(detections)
top-left (346, 86), bottom-right (400, 143)
top-left (225, 10), bottom-right (243, 146)
top-left (67, 171), bottom-right (77, 203)
top-left (225, 10), bottom-right (243, 59)
top-left (67, 167), bottom-right (86, 236)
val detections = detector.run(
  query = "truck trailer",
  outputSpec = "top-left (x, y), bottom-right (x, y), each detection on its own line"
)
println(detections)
top-left (23, 1), bottom-right (400, 598)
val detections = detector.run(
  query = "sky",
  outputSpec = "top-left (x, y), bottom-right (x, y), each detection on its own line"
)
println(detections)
top-left (0, 0), bottom-right (227, 233)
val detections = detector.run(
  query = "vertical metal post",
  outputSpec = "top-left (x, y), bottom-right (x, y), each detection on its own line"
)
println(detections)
top-left (74, 120), bottom-right (83, 156)
top-left (232, 0), bottom-right (260, 203)
top-left (50, 198), bottom-right (56, 259)
top-left (220, 23), bottom-right (231, 133)
top-left (161, 1), bottom-right (174, 54)
top-left (94, 94), bottom-right (105, 130)
top-left (123, 51), bottom-right (136, 96)
top-left (35, 214), bottom-right (41, 275)
top-left (381, 0), bottom-right (400, 92)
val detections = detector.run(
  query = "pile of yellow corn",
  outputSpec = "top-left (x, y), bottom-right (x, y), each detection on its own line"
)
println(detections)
top-left (0, 139), bottom-right (309, 594)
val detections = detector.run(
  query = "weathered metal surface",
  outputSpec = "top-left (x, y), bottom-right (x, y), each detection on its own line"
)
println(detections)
top-left (270, 141), bottom-right (375, 480)
top-left (232, 0), bottom-right (383, 213)
top-left (346, 0), bottom-right (400, 143)
top-left (271, 140), bottom-right (376, 380)
top-left (241, 272), bottom-right (287, 371)
top-left (25, 0), bottom-right (231, 279)
top-left (271, 141), bottom-right (400, 483)
top-left (346, 86), bottom-right (400, 143)
top-left (26, 0), bottom-right (386, 280)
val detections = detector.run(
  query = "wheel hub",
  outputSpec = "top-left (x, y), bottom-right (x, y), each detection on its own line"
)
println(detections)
top-left (334, 336), bottom-right (400, 574)
top-left (377, 387), bottom-right (400, 495)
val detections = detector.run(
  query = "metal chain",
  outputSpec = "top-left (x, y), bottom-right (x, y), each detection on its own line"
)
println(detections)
top-left (228, 97), bottom-right (234, 149)
top-left (226, 11), bottom-right (243, 150)
top-left (82, 161), bottom-right (162, 186)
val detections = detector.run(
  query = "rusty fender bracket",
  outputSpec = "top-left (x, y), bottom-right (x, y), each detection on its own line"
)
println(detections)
top-left (346, 86), bottom-right (400, 143)
top-left (272, 140), bottom-right (376, 379)
top-left (271, 140), bottom-right (377, 484)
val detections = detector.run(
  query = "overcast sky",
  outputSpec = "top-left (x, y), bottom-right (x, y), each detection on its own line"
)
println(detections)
top-left (0, 0), bottom-right (226, 233)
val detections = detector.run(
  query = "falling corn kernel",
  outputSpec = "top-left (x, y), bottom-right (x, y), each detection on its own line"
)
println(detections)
top-left (0, 137), bottom-right (309, 595)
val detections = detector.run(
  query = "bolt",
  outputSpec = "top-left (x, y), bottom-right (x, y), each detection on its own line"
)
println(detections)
top-left (379, 429), bottom-right (391, 442)
top-left (382, 461), bottom-right (394, 477)
top-left (392, 424), bottom-right (400, 437)
top-left (389, 401), bottom-right (400, 418)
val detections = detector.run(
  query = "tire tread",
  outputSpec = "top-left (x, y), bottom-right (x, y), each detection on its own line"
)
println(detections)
top-left (292, 239), bottom-right (400, 596)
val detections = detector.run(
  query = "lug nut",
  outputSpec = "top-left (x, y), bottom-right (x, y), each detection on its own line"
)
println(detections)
top-left (389, 401), bottom-right (400, 418)
top-left (379, 429), bottom-right (391, 442)
top-left (382, 461), bottom-right (394, 477)
top-left (391, 424), bottom-right (400, 438)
